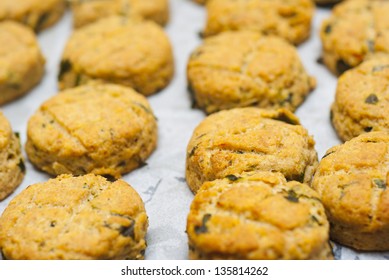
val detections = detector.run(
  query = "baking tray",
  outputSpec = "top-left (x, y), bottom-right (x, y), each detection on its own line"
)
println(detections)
top-left (1, 0), bottom-right (388, 260)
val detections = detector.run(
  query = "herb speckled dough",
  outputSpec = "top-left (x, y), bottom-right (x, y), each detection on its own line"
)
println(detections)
top-left (320, 0), bottom-right (389, 76)
top-left (71, 0), bottom-right (169, 28)
top-left (312, 132), bottom-right (389, 251)
top-left (0, 112), bottom-right (25, 201)
top-left (0, 21), bottom-right (45, 105)
top-left (0, 0), bottom-right (65, 32)
top-left (331, 57), bottom-right (389, 141)
top-left (26, 84), bottom-right (157, 179)
top-left (0, 174), bottom-right (148, 260)
top-left (58, 16), bottom-right (174, 96)
top-left (187, 171), bottom-right (333, 260)
top-left (186, 108), bottom-right (318, 193)
top-left (203, 0), bottom-right (315, 45)
top-left (188, 31), bottom-right (316, 114)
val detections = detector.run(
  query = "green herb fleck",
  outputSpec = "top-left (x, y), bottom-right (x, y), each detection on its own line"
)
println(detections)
top-left (225, 174), bottom-right (240, 181)
top-left (18, 159), bottom-right (26, 173)
top-left (364, 127), bottom-right (373, 132)
top-left (194, 214), bottom-right (211, 234)
top-left (285, 189), bottom-right (299, 203)
top-left (365, 94), bottom-right (379, 104)
top-left (189, 145), bottom-right (198, 157)
top-left (58, 60), bottom-right (72, 80)
top-left (324, 24), bottom-right (332, 34)
top-left (373, 179), bottom-right (386, 190)
top-left (119, 219), bottom-right (136, 239)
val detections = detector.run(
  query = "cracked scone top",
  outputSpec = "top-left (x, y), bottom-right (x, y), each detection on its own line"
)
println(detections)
top-left (0, 112), bottom-right (25, 201)
top-left (0, 21), bottom-right (45, 105)
top-left (203, 0), bottom-right (314, 45)
top-left (58, 16), bottom-right (174, 96)
top-left (70, 0), bottom-right (169, 28)
top-left (0, 0), bottom-right (65, 32)
top-left (0, 174), bottom-right (148, 260)
top-left (26, 84), bottom-right (157, 178)
top-left (320, 0), bottom-right (389, 75)
top-left (187, 31), bottom-right (316, 114)
top-left (187, 171), bottom-right (333, 260)
top-left (186, 108), bottom-right (318, 193)
top-left (331, 57), bottom-right (389, 141)
top-left (312, 132), bottom-right (389, 251)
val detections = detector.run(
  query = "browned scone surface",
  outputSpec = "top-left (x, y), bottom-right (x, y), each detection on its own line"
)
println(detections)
top-left (0, 174), bottom-right (148, 260)
top-left (312, 132), bottom-right (389, 251)
top-left (187, 171), bottom-right (333, 260)
top-left (26, 84), bottom-right (157, 178)
top-left (204, 0), bottom-right (315, 45)
top-left (186, 108), bottom-right (318, 193)
top-left (188, 31), bottom-right (316, 114)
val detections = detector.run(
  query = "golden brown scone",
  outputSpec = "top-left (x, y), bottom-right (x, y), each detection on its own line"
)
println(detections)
top-left (0, 0), bottom-right (66, 32)
top-left (0, 21), bottom-right (45, 105)
top-left (312, 132), bottom-right (389, 251)
top-left (0, 174), bottom-right (148, 260)
top-left (58, 16), bottom-right (174, 96)
top-left (187, 31), bottom-right (316, 114)
top-left (26, 84), bottom-right (157, 179)
top-left (186, 108), bottom-right (318, 193)
top-left (203, 0), bottom-right (315, 45)
top-left (187, 171), bottom-right (333, 260)
top-left (0, 112), bottom-right (25, 201)
top-left (70, 0), bottom-right (169, 29)
top-left (320, 0), bottom-right (389, 76)
top-left (331, 57), bottom-right (389, 141)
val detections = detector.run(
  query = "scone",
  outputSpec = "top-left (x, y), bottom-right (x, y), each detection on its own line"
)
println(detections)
top-left (58, 16), bottom-right (174, 96)
top-left (187, 171), bottom-right (333, 260)
top-left (26, 84), bottom-right (157, 179)
top-left (0, 174), bottom-right (148, 259)
top-left (187, 31), bottom-right (316, 114)
top-left (331, 57), bottom-right (389, 141)
top-left (0, 21), bottom-right (45, 105)
top-left (186, 108), bottom-right (318, 193)
top-left (312, 132), bottom-right (389, 251)
top-left (320, 0), bottom-right (389, 75)
top-left (0, 0), bottom-right (66, 32)
top-left (70, 0), bottom-right (169, 28)
top-left (0, 112), bottom-right (25, 201)
top-left (203, 0), bottom-right (315, 45)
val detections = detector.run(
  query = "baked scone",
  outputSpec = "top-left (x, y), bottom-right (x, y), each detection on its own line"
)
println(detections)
top-left (312, 132), bottom-right (389, 251)
top-left (70, 0), bottom-right (169, 29)
top-left (58, 16), bottom-right (174, 96)
top-left (0, 174), bottom-right (148, 259)
top-left (187, 171), bottom-right (333, 260)
top-left (0, 112), bottom-right (25, 201)
top-left (0, 0), bottom-right (66, 32)
top-left (26, 84), bottom-right (157, 179)
top-left (331, 57), bottom-right (389, 141)
top-left (0, 21), bottom-right (45, 105)
top-left (203, 0), bottom-right (315, 45)
top-left (187, 31), bottom-right (316, 114)
top-left (186, 108), bottom-right (318, 193)
top-left (320, 0), bottom-right (389, 76)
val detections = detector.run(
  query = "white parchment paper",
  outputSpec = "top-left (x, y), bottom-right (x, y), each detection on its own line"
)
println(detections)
top-left (1, 0), bottom-right (388, 260)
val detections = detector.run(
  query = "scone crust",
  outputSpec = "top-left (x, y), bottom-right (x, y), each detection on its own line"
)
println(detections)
top-left (312, 132), bottom-right (389, 251)
top-left (0, 21), bottom-right (45, 105)
top-left (26, 84), bottom-right (157, 178)
top-left (331, 57), bottom-right (389, 141)
top-left (187, 171), bottom-right (333, 260)
top-left (204, 0), bottom-right (315, 45)
top-left (186, 108), bottom-right (318, 193)
top-left (71, 0), bottom-right (169, 28)
top-left (0, 0), bottom-right (65, 32)
top-left (320, 0), bottom-right (389, 75)
top-left (0, 112), bottom-right (25, 201)
top-left (59, 16), bottom-right (174, 96)
top-left (0, 174), bottom-right (148, 260)
top-left (188, 31), bottom-right (316, 114)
